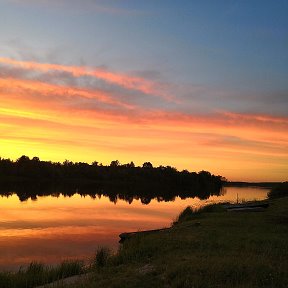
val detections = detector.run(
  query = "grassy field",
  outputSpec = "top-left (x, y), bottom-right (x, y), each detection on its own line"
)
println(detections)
top-left (1, 196), bottom-right (287, 288)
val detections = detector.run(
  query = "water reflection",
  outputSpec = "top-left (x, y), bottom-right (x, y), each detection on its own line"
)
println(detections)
top-left (0, 186), bottom-right (268, 271)
top-left (0, 181), bottom-right (224, 203)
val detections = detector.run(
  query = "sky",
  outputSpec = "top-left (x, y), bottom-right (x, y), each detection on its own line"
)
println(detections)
top-left (0, 0), bottom-right (287, 181)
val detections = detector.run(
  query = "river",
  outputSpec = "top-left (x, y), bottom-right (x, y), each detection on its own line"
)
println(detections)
top-left (0, 186), bottom-right (268, 271)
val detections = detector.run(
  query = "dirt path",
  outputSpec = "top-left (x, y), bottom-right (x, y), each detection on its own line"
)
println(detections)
top-left (36, 272), bottom-right (93, 288)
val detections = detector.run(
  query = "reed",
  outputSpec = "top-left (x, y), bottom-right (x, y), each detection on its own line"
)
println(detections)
top-left (0, 260), bottom-right (84, 288)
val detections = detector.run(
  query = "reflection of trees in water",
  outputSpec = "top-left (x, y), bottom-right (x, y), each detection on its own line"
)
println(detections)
top-left (0, 155), bottom-right (226, 203)
top-left (0, 182), bottom-right (226, 204)
top-left (219, 187), bottom-right (227, 196)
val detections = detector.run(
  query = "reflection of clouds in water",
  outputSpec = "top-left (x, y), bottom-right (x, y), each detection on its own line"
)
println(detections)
top-left (0, 187), bottom-right (268, 270)
top-left (0, 215), bottom-right (164, 231)
top-left (209, 186), bottom-right (268, 203)
top-left (0, 233), bottom-right (117, 271)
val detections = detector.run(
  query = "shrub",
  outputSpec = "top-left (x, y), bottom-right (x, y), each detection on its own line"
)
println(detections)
top-left (268, 182), bottom-right (288, 199)
top-left (175, 206), bottom-right (194, 223)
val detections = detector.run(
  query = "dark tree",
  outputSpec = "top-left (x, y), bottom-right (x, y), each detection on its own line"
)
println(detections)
top-left (0, 155), bottom-right (225, 203)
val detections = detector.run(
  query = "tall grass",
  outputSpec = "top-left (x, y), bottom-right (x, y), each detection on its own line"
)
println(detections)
top-left (174, 203), bottom-right (225, 224)
top-left (92, 247), bottom-right (112, 268)
top-left (0, 260), bottom-right (84, 288)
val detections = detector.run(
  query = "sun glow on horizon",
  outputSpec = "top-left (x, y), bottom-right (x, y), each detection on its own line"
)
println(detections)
top-left (0, 58), bottom-right (287, 182)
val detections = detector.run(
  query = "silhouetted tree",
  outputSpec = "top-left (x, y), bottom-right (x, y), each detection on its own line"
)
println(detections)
top-left (110, 160), bottom-right (120, 167)
top-left (143, 162), bottom-right (153, 168)
top-left (0, 155), bottom-right (225, 203)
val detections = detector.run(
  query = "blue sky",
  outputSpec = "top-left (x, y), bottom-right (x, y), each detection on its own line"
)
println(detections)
top-left (1, 0), bottom-right (287, 92)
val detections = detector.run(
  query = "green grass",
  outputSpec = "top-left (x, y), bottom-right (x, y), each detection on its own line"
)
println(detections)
top-left (63, 197), bottom-right (288, 288)
top-left (0, 260), bottom-right (84, 288)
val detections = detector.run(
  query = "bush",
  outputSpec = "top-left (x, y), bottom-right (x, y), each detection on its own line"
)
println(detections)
top-left (175, 206), bottom-right (194, 223)
top-left (268, 182), bottom-right (288, 199)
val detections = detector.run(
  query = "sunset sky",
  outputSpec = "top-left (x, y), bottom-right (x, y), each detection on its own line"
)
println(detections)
top-left (0, 0), bottom-right (287, 181)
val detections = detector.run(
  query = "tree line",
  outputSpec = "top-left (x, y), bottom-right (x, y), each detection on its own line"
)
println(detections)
top-left (0, 155), bottom-right (226, 203)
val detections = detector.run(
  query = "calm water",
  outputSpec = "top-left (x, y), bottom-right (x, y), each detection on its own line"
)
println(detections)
top-left (0, 186), bottom-right (268, 271)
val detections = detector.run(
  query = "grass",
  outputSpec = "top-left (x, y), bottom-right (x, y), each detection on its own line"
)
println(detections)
top-left (1, 197), bottom-right (288, 288)
top-left (62, 197), bottom-right (288, 288)
top-left (173, 203), bottom-right (225, 224)
top-left (0, 260), bottom-right (84, 288)
top-left (92, 247), bottom-right (112, 268)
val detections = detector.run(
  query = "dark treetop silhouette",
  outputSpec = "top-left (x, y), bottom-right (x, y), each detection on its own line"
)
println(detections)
top-left (0, 156), bottom-right (226, 203)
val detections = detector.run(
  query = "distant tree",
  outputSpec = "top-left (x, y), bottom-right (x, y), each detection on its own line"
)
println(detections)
top-left (16, 155), bottom-right (30, 163)
top-left (220, 176), bottom-right (227, 182)
top-left (110, 160), bottom-right (120, 167)
top-left (123, 162), bottom-right (135, 168)
top-left (198, 170), bottom-right (211, 177)
top-left (165, 166), bottom-right (177, 172)
top-left (63, 160), bottom-right (73, 166)
top-left (142, 162), bottom-right (153, 169)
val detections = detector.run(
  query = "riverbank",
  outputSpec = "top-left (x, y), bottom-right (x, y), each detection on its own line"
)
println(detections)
top-left (50, 197), bottom-right (288, 287)
top-left (1, 196), bottom-right (287, 288)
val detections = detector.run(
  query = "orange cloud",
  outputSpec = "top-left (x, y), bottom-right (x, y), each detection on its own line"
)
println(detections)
top-left (0, 77), bottom-right (136, 110)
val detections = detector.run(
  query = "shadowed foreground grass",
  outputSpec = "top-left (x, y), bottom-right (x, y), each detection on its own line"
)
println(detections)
top-left (64, 198), bottom-right (288, 288)
top-left (0, 260), bottom-right (84, 288)
top-left (1, 198), bottom-right (287, 288)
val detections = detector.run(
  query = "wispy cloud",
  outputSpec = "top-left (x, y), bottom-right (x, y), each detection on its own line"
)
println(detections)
top-left (0, 77), bottom-right (136, 111)
top-left (0, 57), bottom-right (175, 103)
top-left (2, 57), bottom-right (287, 116)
